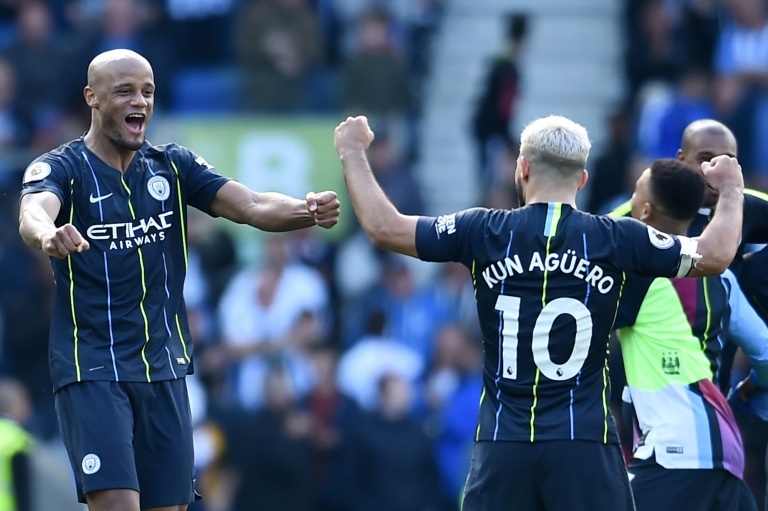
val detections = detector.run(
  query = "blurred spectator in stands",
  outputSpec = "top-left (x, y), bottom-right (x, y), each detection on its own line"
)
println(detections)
top-left (635, 67), bottom-right (715, 161)
top-left (368, 125), bottom-right (424, 216)
top-left (286, 228), bottom-right (337, 297)
top-left (64, 0), bottom-right (175, 108)
top-left (676, 0), bottom-right (720, 70)
top-left (162, 0), bottom-right (236, 67)
top-left (425, 325), bottom-right (482, 510)
top-left (235, 0), bottom-right (322, 112)
top-left (405, 0), bottom-right (442, 91)
top-left (471, 13), bottom-right (527, 188)
top-left (624, 0), bottom-right (685, 101)
top-left (586, 109), bottom-right (634, 214)
top-left (0, 58), bottom-right (32, 157)
top-left (342, 254), bottom-right (450, 362)
top-left (0, 0), bottom-right (21, 51)
top-left (476, 138), bottom-right (519, 208)
top-left (337, 308), bottom-right (424, 411)
top-left (218, 234), bottom-right (330, 409)
top-left (331, 0), bottom-right (409, 51)
top-left (2, 1), bottom-right (67, 138)
top-left (186, 211), bottom-right (238, 312)
top-left (0, 185), bottom-right (55, 440)
top-left (228, 365), bottom-right (314, 511)
top-left (334, 228), bottom-right (383, 311)
top-left (714, 0), bottom-right (768, 184)
top-left (341, 10), bottom-right (410, 143)
top-left (0, 378), bottom-right (33, 511)
top-left (340, 372), bottom-right (441, 511)
top-left (306, 344), bottom-right (361, 511)
top-left (434, 262), bottom-right (479, 339)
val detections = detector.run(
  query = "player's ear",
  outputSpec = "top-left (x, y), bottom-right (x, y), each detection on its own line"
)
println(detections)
top-left (639, 201), bottom-right (653, 222)
top-left (577, 169), bottom-right (589, 191)
top-left (519, 155), bottom-right (530, 180)
top-left (84, 86), bottom-right (98, 108)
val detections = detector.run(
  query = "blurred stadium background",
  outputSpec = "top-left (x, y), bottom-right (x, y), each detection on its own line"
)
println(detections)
top-left (0, 0), bottom-right (765, 510)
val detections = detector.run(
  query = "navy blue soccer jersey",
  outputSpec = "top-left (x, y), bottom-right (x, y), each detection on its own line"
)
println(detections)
top-left (415, 203), bottom-right (694, 444)
top-left (20, 138), bottom-right (230, 391)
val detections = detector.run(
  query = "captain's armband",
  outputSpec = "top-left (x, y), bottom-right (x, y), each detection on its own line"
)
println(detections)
top-left (675, 236), bottom-right (702, 278)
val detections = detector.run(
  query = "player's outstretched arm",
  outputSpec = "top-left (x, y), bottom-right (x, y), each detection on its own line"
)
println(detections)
top-left (687, 155), bottom-right (744, 277)
top-left (19, 192), bottom-right (90, 258)
top-left (210, 180), bottom-right (340, 232)
top-left (334, 116), bottom-right (419, 257)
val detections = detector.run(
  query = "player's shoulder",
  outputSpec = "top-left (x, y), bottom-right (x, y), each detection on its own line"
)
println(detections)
top-left (22, 138), bottom-right (84, 184)
top-left (606, 200), bottom-right (632, 218)
top-left (143, 142), bottom-right (212, 169)
top-left (142, 141), bottom-right (188, 159)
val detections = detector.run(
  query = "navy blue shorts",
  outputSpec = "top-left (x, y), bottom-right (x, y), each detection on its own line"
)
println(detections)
top-left (54, 379), bottom-right (195, 508)
top-left (462, 440), bottom-right (635, 511)
top-left (629, 456), bottom-right (757, 511)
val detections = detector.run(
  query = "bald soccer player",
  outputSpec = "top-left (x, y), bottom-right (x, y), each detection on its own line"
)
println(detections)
top-left (18, 49), bottom-right (340, 511)
top-left (612, 119), bottom-right (768, 274)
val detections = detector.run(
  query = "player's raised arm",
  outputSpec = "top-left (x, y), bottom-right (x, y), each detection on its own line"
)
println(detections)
top-left (688, 155), bottom-right (744, 277)
top-left (19, 192), bottom-right (90, 258)
top-left (209, 180), bottom-right (340, 232)
top-left (334, 116), bottom-right (419, 257)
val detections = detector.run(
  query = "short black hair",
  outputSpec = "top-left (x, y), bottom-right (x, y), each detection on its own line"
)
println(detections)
top-left (648, 158), bottom-right (706, 221)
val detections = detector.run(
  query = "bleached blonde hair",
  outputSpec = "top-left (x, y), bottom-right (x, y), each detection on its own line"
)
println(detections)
top-left (519, 115), bottom-right (591, 179)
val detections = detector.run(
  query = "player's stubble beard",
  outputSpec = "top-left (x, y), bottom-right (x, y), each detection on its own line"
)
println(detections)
top-left (103, 112), bottom-right (145, 152)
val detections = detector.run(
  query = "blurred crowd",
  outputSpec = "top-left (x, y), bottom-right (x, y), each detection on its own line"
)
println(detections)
top-left (2, 0), bottom-right (768, 510)
top-left (474, 0), bottom-right (768, 216)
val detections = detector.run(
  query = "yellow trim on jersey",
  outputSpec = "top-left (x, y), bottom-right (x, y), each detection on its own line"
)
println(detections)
top-left (175, 315), bottom-right (190, 363)
top-left (474, 387), bottom-right (486, 441)
top-left (605, 272), bottom-right (626, 443)
top-left (68, 179), bottom-right (81, 382)
top-left (170, 161), bottom-right (192, 363)
top-left (529, 369), bottom-right (541, 442)
top-left (745, 188), bottom-right (768, 203)
top-left (170, 162), bottom-right (189, 268)
top-left (121, 176), bottom-right (152, 382)
top-left (531, 203), bottom-right (563, 441)
top-left (608, 201), bottom-right (631, 218)
top-left (702, 278), bottom-right (712, 353)
top-left (471, 260), bottom-right (477, 297)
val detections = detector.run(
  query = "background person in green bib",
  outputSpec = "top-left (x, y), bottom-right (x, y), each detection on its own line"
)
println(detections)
top-left (0, 378), bottom-right (33, 511)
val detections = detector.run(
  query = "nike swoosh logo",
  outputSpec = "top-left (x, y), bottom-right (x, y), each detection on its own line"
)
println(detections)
top-left (89, 192), bottom-right (113, 203)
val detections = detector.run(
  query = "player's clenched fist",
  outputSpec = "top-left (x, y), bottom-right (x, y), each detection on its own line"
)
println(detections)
top-left (334, 116), bottom-right (375, 156)
top-left (701, 155), bottom-right (744, 193)
top-left (306, 191), bottom-right (340, 229)
top-left (40, 223), bottom-right (90, 259)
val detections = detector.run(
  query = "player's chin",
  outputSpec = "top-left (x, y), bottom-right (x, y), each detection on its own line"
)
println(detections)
top-left (121, 134), bottom-right (145, 151)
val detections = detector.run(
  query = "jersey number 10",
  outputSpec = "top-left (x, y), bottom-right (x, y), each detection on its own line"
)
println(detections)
top-left (495, 296), bottom-right (593, 381)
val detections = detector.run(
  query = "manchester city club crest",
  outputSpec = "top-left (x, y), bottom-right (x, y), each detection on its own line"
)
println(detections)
top-left (147, 176), bottom-right (170, 201)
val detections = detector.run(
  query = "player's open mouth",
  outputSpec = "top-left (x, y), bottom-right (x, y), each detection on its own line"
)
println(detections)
top-left (125, 113), bottom-right (145, 134)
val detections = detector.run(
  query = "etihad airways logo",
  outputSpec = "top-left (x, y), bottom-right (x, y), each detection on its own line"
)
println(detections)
top-left (86, 211), bottom-right (173, 250)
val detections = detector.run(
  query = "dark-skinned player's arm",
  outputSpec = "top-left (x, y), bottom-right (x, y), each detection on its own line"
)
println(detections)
top-left (209, 180), bottom-right (340, 232)
top-left (333, 116), bottom-right (420, 257)
top-left (686, 155), bottom-right (744, 277)
top-left (19, 191), bottom-right (90, 259)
